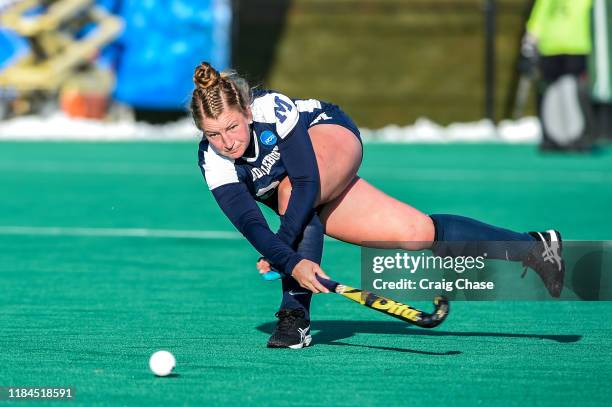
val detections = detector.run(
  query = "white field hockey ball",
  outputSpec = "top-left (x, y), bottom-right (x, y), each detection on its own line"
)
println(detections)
top-left (149, 350), bottom-right (176, 377)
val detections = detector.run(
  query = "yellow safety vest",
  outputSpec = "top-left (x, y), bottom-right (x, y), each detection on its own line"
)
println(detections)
top-left (527, 0), bottom-right (593, 56)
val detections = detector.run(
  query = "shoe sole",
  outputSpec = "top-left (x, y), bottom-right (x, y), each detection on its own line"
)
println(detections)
top-left (288, 335), bottom-right (312, 349)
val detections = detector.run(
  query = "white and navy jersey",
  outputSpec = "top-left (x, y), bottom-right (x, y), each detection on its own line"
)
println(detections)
top-left (197, 89), bottom-right (359, 275)
top-left (198, 89), bottom-right (358, 201)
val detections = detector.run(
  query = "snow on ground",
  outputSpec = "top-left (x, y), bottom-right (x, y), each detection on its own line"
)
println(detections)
top-left (0, 112), bottom-right (541, 143)
top-left (0, 113), bottom-right (200, 141)
top-left (361, 117), bottom-right (541, 143)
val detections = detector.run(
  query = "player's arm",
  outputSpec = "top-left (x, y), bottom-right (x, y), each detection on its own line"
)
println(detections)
top-left (199, 139), bottom-right (303, 276)
top-left (212, 184), bottom-right (329, 292)
top-left (273, 93), bottom-right (320, 248)
top-left (212, 182), bottom-right (304, 275)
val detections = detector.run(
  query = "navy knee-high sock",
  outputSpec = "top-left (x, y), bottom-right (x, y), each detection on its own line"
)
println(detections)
top-left (279, 213), bottom-right (324, 319)
top-left (430, 214), bottom-right (535, 261)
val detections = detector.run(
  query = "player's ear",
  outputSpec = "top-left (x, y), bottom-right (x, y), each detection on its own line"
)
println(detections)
top-left (246, 107), bottom-right (253, 124)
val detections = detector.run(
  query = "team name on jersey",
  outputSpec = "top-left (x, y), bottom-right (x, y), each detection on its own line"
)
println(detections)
top-left (251, 146), bottom-right (281, 181)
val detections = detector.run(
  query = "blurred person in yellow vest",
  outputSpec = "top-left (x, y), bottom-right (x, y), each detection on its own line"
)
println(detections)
top-left (524, 0), bottom-right (594, 151)
top-left (589, 0), bottom-right (612, 140)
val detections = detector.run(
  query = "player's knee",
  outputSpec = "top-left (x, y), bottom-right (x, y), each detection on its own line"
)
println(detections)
top-left (397, 215), bottom-right (435, 250)
top-left (277, 177), bottom-right (292, 215)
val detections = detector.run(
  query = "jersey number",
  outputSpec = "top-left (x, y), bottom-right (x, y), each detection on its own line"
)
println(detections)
top-left (274, 96), bottom-right (293, 123)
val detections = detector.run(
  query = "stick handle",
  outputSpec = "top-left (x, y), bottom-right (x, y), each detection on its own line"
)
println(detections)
top-left (316, 275), bottom-right (340, 292)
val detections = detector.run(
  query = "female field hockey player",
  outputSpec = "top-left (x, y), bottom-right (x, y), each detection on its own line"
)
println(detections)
top-left (192, 62), bottom-right (564, 349)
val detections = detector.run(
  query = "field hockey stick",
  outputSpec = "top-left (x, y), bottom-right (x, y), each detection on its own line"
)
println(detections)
top-left (315, 276), bottom-right (449, 329)
top-left (261, 269), bottom-right (449, 328)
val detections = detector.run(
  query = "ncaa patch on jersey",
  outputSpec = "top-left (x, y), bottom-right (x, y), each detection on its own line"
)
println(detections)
top-left (260, 130), bottom-right (277, 146)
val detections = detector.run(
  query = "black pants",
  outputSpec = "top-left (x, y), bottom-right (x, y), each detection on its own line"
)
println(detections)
top-left (539, 55), bottom-right (587, 82)
top-left (537, 54), bottom-right (593, 150)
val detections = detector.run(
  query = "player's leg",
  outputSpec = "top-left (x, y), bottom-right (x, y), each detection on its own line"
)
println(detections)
top-left (267, 213), bottom-right (322, 349)
top-left (276, 122), bottom-right (563, 296)
top-left (538, 55), bottom-right (593, 151)
top-left (278, 123), bottom-right (537, 257)
top-left (277, 213), bottom-right (322, 317)
top-left (258, 189), bottom-right (322, 348)
top-left (317, 179), bottom-right (554, 260)
top-left (318, 177), bottom-right (434, 249)
top-left (318, 178), bottom-right (563, 297)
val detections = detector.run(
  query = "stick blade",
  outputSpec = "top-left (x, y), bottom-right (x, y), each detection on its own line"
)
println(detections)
top-left (416, 296), bottom-right (450, 328)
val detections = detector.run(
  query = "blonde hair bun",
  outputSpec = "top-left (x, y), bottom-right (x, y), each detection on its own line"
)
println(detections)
top-left (194, 62), bottom-right (220, 90)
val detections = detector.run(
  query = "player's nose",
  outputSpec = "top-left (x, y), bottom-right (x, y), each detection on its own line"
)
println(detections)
top-left (220, 134), bottom-right (234, 150)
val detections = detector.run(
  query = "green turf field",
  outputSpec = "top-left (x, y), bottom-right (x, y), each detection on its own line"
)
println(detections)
top-left (0, 142), bottom-right (611, 406)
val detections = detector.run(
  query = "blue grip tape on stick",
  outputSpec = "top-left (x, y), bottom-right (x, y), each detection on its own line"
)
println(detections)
top-left (261, 270), bottom-right (282, 281)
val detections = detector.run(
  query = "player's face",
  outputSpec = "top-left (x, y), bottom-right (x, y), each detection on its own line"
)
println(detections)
top-left (202, 107), bottom-right (252, 159)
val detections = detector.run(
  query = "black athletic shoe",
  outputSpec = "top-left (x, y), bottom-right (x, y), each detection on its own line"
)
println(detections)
top-left (522, 230), bottom-right (565, 297)
top-left (267, 308), bottom-right (311, 349)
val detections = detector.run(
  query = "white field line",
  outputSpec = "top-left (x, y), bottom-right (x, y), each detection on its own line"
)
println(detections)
top-left (0, 226), bottom-right (242, 240)
top-left (0, 226), bottom-right (342, 243)
top-left (0, 161), bottom-right (192, 175)
top-left (0, 161), bottom-right (610, 183)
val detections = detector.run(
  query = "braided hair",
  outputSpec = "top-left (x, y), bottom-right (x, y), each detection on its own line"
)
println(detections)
top-left (190, 62), bottom-right (252, 131)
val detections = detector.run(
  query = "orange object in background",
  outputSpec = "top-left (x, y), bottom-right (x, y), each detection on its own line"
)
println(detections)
top-left (60, 90), bottom-right (108, 119)
top-left (59, 69), bottom-right (114, 119)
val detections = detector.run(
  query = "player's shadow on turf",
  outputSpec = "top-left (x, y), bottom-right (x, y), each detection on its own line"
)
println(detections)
top-left (257, 320), bottom-right (581, 353)
top-left (257, 320), bottom-right (460, 355)
top-left (323, 341), bottom-right (462, 356)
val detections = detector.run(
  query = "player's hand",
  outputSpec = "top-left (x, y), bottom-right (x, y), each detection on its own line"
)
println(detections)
top-left (256, 257), bottom-right (272, 274)
top-left (291, 259), bottom-right (330, 294)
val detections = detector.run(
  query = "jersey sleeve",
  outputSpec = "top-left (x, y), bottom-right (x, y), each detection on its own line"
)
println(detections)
top-left (273, 94), bottom-right (321, 249)
top-left (526, 0), bottom-right (549, 39)
top-left (211, 182), bottom-right (304, 275)
top-left (198, 141), bottom-right (240, 190)
top-left (271, 93), bottom-right (300, 139)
